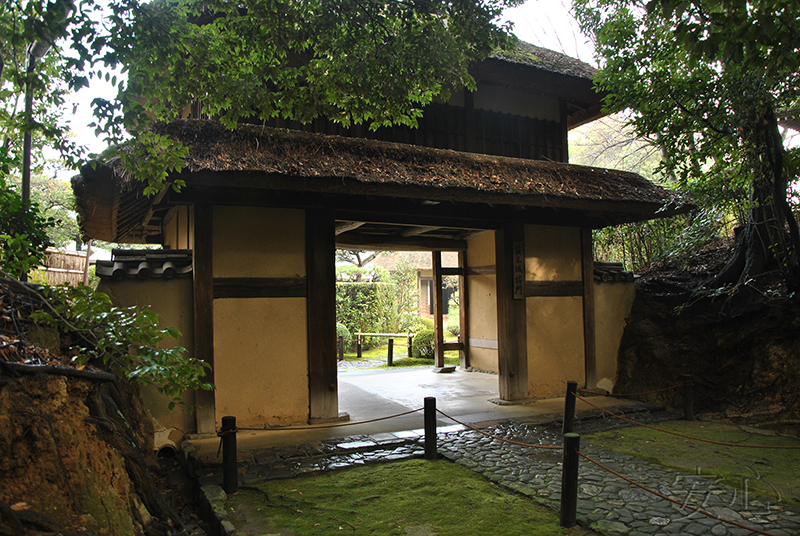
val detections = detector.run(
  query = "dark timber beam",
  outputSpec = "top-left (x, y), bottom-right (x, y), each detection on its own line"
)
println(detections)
top-left (307, 207), bottom-right (339, 421)
top-left (399, 225), bottom-right (442, 237)
top-left (193, 203), bottom-right (216, 434)
top-left (336, 233), bottom-right (467, 252)
top-left (581, 227), bottom-right (597, 389)
top-left (432, 251), bottom-right (445, 368)
top-left (458, 250), bottom-right (470, 370)
top-left (495, 221), bottom-right (528, 400)
top-left (334, 221), bottom-right (365, 235)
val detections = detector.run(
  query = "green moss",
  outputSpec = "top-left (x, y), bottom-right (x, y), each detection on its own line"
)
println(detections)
top-left (585, 421), bottom-right (800, 508)
top-left (227, 459), bottom-right (590, 535)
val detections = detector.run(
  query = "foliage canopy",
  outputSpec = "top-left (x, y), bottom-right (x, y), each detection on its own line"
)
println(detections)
top-left (573, 0), bottom-right (800, 289)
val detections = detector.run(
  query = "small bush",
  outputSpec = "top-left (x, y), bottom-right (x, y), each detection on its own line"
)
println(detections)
top-left (411, 329), bottom-right (435, 359)
top-left (413, 317), bottom-right (434, 332)
top-left (336, 323), bottom-right (352, 349)
top-left (446, 314), bottom-right (460, 338)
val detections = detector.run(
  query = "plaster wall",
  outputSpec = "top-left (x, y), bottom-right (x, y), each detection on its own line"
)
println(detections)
top-left (162, 205), bottom-right (194, 250)
top-left (466, 231), bottom-right (498, 373)
top-left (213, 206), bottom-right (306, 278)
top-left (213, 298), bottom-right (309, 426)
top-left (524, 225), bottom-right (585, 398)
top-left (525, 225), bottom-right (581, 281)
top-left (211, 206), bottom-right (309, 427)
top-left (97, 277), bottom-right (196, 435)
top-left (594, 282), bottom-right (636, 393)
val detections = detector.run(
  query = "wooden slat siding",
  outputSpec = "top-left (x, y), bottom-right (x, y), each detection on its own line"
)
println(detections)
top-left (193, 203), bottom-right (216, 434)
top-left (458, 250), bottom-right (470, 369)
top-left (213, 277), bottom-right (307, 299)
top-left (581, 227), bottom-right (597, 389)
top-left (467, 265), bottom-right (496, 276)
top-left (495, 221), bottom-right (528, 400)
top-left (432, 251), bottom-right (445, 368)
top-left (307, 207), bottom-right (338, 420)
top-left (525, 280), bottom-right (584, 297)
top-left (251, 103), bottom-right (563, 161)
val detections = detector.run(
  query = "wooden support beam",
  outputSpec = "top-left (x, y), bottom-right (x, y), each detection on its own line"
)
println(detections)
top-left (495, 221), bottom-right (528, 400)
top-left (581, 227), bottom-right (597, 389)
top-left (193, 203), bottom-right (216, 433)
top-left (525, 280), bottom-right (584, 297)
top-left (458, 250), bottom-right (470, 370)
top-left (432, 251), bottom-right (445, 368)
top-left (439, 267), bottom-right (463, 276)
top-left (307, 207), bottom-right (339, 420)
top-left (213, 277), bottom-right (307, 298)
top-left (334, 221), bottom-right (365, 235)
top-left (336, 232), bottom-right (467, 252)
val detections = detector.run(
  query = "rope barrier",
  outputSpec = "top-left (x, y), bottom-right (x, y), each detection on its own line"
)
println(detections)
top-left (578, 452), bottom-right (782, 536)
top-left (436, 409), bottom-right (563, 450)
top-left (230, 407), bottom-right (424, 432)
top-left (575, 395), bottom-right (800, 449)
top-left (578, 384), bottom-right (683, 397)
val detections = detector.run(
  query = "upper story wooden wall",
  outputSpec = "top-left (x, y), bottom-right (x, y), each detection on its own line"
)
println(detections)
top-left (231, 102), bottom-right (568, 163)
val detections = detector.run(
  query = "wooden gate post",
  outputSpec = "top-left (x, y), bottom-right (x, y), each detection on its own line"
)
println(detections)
top-left (560, 433), bottom-right (580, 528)
top-left (563, 381), bottom-right (578, 434)
top-left (387, 338), bottom-right (394, 367)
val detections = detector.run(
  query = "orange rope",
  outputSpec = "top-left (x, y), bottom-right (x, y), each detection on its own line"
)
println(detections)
top-left (579, 452), bottom-right (782, 536)
top-left (232, 407), bottom-right (424, 432)
top-left (575, 395), bottom-right (800, 449)
top-left (578, 384), bottom-right (682, 397)
top-left (436, 409), bottom-right (563, 450)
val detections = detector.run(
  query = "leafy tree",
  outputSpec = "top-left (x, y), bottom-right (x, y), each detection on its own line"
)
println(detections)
top-left (573, 0), bottom-right (800, 291)
top-left (3, 0), bottom-right (521, 193)
top-left (0, 176), bottom-right (54, 276)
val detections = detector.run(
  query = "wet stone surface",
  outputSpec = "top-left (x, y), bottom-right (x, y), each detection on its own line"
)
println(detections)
top-left (196, 410), bottom-right (800, 536)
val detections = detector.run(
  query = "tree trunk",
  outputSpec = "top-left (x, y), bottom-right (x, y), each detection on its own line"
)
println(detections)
top-left (710, 107), bottom-right (800, 292)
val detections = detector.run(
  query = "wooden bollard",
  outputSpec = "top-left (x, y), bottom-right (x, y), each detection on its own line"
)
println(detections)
top-left (338, 336), bottom-right (344, 361)
top-left (407, 333), bottom-right (413, 357)
top-left (563, 381), bottom-right (577, 434)
top-left (682, 374), bottom-right (694, 421)
top-left (560, 433), bottom-right (580, 528)
top-left (357, 334), bottom-right (362, 358)
top-left (424, 397), bottom-right (437, 460)
top-left (221, 416), bottom-right (238, 494)
top-left (387, 338), bottom-right (394, 366)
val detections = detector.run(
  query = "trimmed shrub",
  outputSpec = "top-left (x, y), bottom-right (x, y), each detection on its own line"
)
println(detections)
top-left (414, 317), bottom-right (434, 331)
top-left (411, 329), bottom-right (435, 359)
top-left (446, 301), bottom-right (460, 337)
top-left (336, 322), bottom-right (352, 349)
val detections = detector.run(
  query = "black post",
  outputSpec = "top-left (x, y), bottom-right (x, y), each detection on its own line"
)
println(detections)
top-left (338, 336), bottom-right (344, 361)
top-left (408, 333), bottom-right (413, 357)
top-left (221, 416), bottom-right (238, 494)
top-left (387, 338), bottom-right (394, 366)
top-left (357, 334), bottom-right (362, 358)
top-left (563, 381), bottom-right (577, 434)
top-left (560, 433), bottom-right (580, 528)
top-left (682, 374), bottom-right (694, 421)
top-left (424, 397), bottom-right (437, 460)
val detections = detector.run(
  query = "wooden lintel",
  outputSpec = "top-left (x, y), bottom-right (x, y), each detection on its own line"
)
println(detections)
top-left (439, 267), bottom-right (463, 276)
top-left (399, 225), bottom-right (442, 237)
top-left (334, 221), bottom-right (365, 235)
top-left (336, 232), bottom-right (467, 252)
top-left (442, 342), bottom-right (463, 351)
top-left (525, 280), bottom-right (584, 297)
top-left (213, 277), bottom-right (307, 299)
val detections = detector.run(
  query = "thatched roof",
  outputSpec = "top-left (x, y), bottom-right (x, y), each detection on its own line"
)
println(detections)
top-left (491, 42), bottom-right (596, 80)
top-left (72, 120), bottom-right (689, 244)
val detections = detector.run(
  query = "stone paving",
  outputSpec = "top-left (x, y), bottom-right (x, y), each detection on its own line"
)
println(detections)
top-left (194, 409), bottom-right (800, 536)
